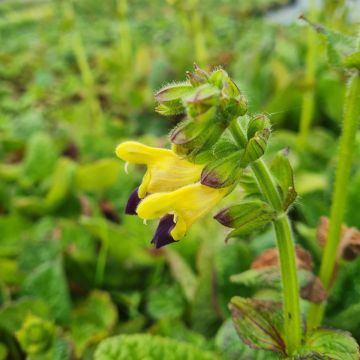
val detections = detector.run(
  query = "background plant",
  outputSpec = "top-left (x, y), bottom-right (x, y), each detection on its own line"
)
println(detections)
top-left (0, 0), bottom-right (360, 359)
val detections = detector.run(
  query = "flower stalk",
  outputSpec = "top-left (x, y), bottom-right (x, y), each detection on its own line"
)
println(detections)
top-left (230, 120), bottom-right (302, 355)
top-left (307, 70), bottom-right (360, 329)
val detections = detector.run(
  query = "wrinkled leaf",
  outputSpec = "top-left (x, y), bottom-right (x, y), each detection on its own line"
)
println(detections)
top-left (296, 328), bottom-right (359, 360)
top-left (229, 297), bottom-right (285, 354)
top-left (94, 334), bottom-right (218, 360)
top-left (21, 260), bottom-right (71, 324)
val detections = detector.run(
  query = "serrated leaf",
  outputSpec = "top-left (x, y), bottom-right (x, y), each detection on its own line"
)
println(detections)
top-left (70, 290), bottom-right (118, 358)
top-left (94, 334), bottom-right (219, 360)
top-left (302, 18), bottom-right (357, 68)
top-left (21, 260), bottom-right (71, 324)
top-left (74, 159), bottom-right (121, 191)
top-left (295, 328), bottom-right (359, 360)
top-left (270, 150), bottom-right (297, 210)
top-left (229, 297), bottom-right (285, 355)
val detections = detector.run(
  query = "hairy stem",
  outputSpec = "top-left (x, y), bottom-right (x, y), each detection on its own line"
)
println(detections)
top-left (298, 0), bottom-right (317, 146)
top-left (307, 72), bottom-right (360, 329)
top-left (230, 120), bottom-right (302, 355)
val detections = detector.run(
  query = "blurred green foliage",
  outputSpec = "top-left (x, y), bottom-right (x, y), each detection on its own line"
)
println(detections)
top-left (0, 0), bottom-right (359, 358)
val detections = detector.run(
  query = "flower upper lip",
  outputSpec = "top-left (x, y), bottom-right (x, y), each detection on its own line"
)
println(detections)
top-left (116, 141), bottom-right (203, 198)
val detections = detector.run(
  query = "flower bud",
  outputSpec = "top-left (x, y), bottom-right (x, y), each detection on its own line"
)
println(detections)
top-left (186, 64), bottom-right (209, 86)
top-left (16, 314), bottom-right (55, 355)
top-left (247, 114), bottom-right (271, 140)
top-left (184, 84), bottom-right (220, 118)
top-left (220, 95), bottom-right (248, 119)
top-left (208, 68), bottom-right (229, 88)
top-left (241, 128), bottom-right (270, 165)
top-left (201, 151), bottom-right (242, 188)
top-left (214, 200), bottom-right (276, 240)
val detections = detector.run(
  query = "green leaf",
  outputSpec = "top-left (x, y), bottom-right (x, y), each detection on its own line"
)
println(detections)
top-left (94, 334), bottom-right (219, 360)
top-left (302, 18), bottom-right (357, 68)
top-left (146, 284), bottom-right (185, 320)
top-left (296, 328), bottom-right (359, 360)
top-left (45, 157), bottom-right (76, 208)
top-left (230, 267), bottom-right (281, 289)
top-left (21, 260), bottom-right (71, 324)
top-left (74, 159), bottom-right (121, 191)
top-left (270, 150), bottom-right (297, 210)
top-left (0, 215), bottom-right (30, 256)
top-left (70, 290), bottom-right (118, 358)
top-left (215, 319), bottom-right (281, 360)
top-left (164, 249), bottom-right (198, 302)
top-left (0, 298), bottom-right (50, 333)
top-left (22, 132), bottom-right (57, 184)
top-left (229, 297), bottom-right (285, 355)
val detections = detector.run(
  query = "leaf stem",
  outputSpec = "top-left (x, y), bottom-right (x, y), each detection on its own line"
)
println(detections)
top-left (230, 120), bottom-right (302, 355)
top-left (307, 71), bottom-right (360, 329)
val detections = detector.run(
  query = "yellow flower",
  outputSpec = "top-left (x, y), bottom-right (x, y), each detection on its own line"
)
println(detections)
top-left (116, 141), bottom-right (203, 198)
top-left (136, 183), bottom-right (229, 247)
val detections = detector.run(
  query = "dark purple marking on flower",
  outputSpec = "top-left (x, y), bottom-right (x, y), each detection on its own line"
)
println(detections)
top-left (125, 187), bottom-right (142, 215)
top-left (214, 208), bottom-right (233, 228)
top-left (151, 214), bottom-right (177, 248)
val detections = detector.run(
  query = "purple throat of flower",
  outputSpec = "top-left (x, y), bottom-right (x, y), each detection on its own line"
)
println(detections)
top-left (125, 189), bottom-right (177, 248)
top-left (125, 187), bottom-right (142, 215)
top-left (151, 214), bottom-right (177, 248)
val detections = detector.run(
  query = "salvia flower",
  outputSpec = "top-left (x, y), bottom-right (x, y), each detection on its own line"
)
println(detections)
top-left (116, 141), bottom-right (230, 247)
top-left (116, 141), bottom-right (203, 213)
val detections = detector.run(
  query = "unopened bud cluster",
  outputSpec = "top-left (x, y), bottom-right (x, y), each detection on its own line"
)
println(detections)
top-left (155, 65), bottom-right (271, 189)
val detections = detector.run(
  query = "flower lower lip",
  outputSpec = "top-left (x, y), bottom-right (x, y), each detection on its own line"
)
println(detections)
top-left (151, 214), bottom-right (177, 248)
top-left (125, 187), bottom-right (142, 215)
